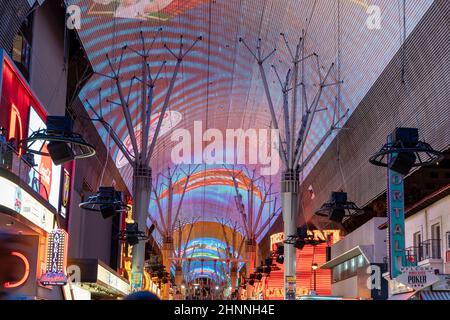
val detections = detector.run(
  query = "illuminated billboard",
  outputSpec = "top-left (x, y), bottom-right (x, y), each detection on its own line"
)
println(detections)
top-left (28, 107), bottom-right (62, 210)
top-left (0, 50), bottom-right (64, 212)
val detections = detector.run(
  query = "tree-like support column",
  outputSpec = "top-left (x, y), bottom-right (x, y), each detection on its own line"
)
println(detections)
top-left (162, 237), bottom-right (174, 300)
top-left (240, 34), bottom-right (346, 300)
top-left (246, 239), bottom-right (257, 299)
top-left (230, 265), bottom-right (238, 291)
top-left (281, 169), bottom-right (298, 300)
top-left (174, 266), bottom-right (183, 287)
top-left (131, 164), bottom-right (152, 286)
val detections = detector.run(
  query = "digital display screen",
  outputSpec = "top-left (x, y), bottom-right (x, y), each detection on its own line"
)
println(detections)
top-left (28, 107), bottom-right (62, 210)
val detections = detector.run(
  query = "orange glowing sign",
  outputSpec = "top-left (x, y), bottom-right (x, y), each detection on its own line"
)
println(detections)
top-left (270, 232), bottom-right (285, 251)
top-left (3, 252), bottom-right (30, 289)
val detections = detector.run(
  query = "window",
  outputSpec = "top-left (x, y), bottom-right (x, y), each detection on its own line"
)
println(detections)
top-left (413, 231), bottom-right (422, 261)
top-left (10, 14), bottom-right (33, 80)
top-left (431, 223), bottom-right (441, 259)
top-left (447, 232), bottom-right (450, 250)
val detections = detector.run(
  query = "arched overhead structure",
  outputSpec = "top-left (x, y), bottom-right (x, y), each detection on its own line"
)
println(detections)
top-left (67, 0), bottom-right (434, 293)
top-left (171, 221), bottom-right (246, 287)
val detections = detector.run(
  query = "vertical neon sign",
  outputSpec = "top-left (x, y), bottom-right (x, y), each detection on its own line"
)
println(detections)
top-left (40, 229), bottom-right (68, 286)
top-left (387, 133), bottom-right (411, 279)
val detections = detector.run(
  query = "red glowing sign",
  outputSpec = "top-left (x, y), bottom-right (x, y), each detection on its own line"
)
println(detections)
top-left (3, 252), bottom-right (30, 289)
top-left (0, 50), bottom-right (66, 211)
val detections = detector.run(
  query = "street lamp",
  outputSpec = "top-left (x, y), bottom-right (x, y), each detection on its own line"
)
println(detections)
top-left (311, 263), bottom-right (318, 292)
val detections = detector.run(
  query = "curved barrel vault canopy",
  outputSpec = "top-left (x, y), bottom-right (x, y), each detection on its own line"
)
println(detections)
top-left (67, 0), bottom-right (433, 278)
top-left (171, 222), bottom-right (246, 281)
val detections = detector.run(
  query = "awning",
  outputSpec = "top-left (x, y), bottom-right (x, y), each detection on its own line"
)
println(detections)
top-left (67, 259), bottom-right (131, 298)
top-left (420, 291), bottom-right (450, 300)
top-left (388, 291), bottom-right (417, 300)
top-left (320, 245), bottom-right (373, 269)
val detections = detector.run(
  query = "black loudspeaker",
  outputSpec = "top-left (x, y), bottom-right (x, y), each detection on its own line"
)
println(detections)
top-left (46, 116), bottom-right (74, 134)
top-left (331, 191), bottom-right (347, 204)
top-left (328, 192), bottom-right (348, 223)
top-left (326, 246), bottom-right (332, 262)
top-left (294, 239), bottom-right (305, 250)
top-left (100, 204), bottom-right (116, 219)
top-left (392, 127), bottom-right (419, 148)
top-left (276, 244), bottom-right (284, 255)
top-left (328, 208), bottom-right (345, 223)
top-left (47, 141), bottom-right (75, 165)
top-left (125, 223), bottom-right (140, 246)
top-left (297, 226), bottom-right (308, 239)
top-left (276, 255), bottom-right (284, 264)
top-left (388, 152), bottom-right (416, 175)
top-left (262, 267), bottom-right (271, 275)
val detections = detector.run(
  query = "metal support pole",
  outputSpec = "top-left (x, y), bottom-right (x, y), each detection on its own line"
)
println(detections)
top-left (314, 269), bottom-right (317, 292)
top-left (175, 266), bottom-right (183, 286)
top-left (131, 164), bottom-right (152, 290)
top-left (281, 169), bottom-right (298, 300)
top-left (230, 265), bottom-right (238, 291)
top-left (246, 239), bottom-right (257, 300)
top-left (162, 238), bottom-right (173, 300)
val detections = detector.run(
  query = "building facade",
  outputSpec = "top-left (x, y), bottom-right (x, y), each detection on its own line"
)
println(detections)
top-left (0, 0), bottom-right (132, 300)
top-left (321, 218), bottom-right (388, 300)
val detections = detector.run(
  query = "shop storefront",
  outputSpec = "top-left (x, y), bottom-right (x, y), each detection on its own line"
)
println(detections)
top-left (264, 230), bottom-right (340, 300)
top-left (0, 49), bottom-right (72, 300)
top-left (67, 259), bottom-right (131, 300)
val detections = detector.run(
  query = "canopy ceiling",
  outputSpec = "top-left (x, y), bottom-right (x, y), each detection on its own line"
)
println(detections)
top-left (67, 0), bottom-right (432, 279)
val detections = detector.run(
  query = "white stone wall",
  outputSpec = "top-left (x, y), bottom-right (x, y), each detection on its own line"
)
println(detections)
top-left (405, 194), bottom-right (450, 273)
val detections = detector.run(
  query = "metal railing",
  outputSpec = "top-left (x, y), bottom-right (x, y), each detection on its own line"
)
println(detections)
top-left (0, 140), bottom-right (49, 200)
top-left (421, 239), bottom-right (442, 260)
top-left (405, 239), bottom-right (442, 263)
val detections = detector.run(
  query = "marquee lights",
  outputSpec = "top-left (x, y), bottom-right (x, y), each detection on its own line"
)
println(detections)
top-left (40, 229), bottom-right (69, 286)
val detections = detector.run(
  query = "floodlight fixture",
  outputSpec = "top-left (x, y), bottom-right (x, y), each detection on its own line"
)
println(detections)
top-left (79, 186), bottom-right (129, 219)
top-left (117, 222), bottom-right (148, 246)
top-left (369, 127), bottom-right (443, 175)
top-left (284, 226), bottom-right (327, 248)
top-left (314, 191), bottom-right (365, 224)
top-left (20, 116), bottom-right (95, 165)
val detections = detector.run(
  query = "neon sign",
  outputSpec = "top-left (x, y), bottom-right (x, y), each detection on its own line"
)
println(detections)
top-left (3, 252), bottom-right (30, 289)
top-left (385, 130), bottom-right (418, 279)
top-left (270, 232), bottom-right (285, 251)
top-left (40, 229), bottom-right (68, 286)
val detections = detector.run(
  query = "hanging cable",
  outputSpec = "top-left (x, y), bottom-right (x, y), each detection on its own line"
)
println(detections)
top-left (336, 0), bottom-right (347, 192)
top-left (401, 0), bottom-right (407, 83)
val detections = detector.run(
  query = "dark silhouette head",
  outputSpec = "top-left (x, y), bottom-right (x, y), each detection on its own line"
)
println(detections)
top-left (124, 291), bottom-right (160, 300)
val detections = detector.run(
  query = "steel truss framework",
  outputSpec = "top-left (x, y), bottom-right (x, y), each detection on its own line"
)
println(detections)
top-left (240, 34), bottom-right (348, 299)
top-left (85, 32), bottom-right (201, 292)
